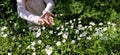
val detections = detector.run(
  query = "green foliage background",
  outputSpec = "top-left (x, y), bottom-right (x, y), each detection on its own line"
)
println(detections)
top-left (0, 0), bottom-right (120, 55)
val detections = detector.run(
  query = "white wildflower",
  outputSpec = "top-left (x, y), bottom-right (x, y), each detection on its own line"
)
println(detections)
top-left (107, 21), bottom-right (111, 25)
top-left (26, 45), bottom-right (30, 49)
top-left (111, 23), bottom-right (116, 26)
top-left (1, 26), bottom-right (7, 31)
top-left (32, 52), bottom-right (36, 55)
top-left (58, 31), bottom-right (63, 36)
top-left (60, 25), bottom-right (64, 28)
top-left (38, 40), bottom-right (42, 44)
top-left (84, 26), bottom-right (87, 28)
top-left (65, 28), bottom-right (68, 31)
top-left (77, 37), bottom-right (81, 40)
top-left (56, 27), bottom-right (60, 30)
top-left (18, 45), bottom-right (21, 48)
top-left (31, 41), bottom-right (36, 46)
top-left (75, 30), bottom-right (79, 34)
top-left (70, 25), bottom-right (74, 29)
top-left (69, 20), bottom-right (72, 24)
top-left (73, 19), bottom-right (76, 21)
top-left (56, 41), bottom-right (61, 46)
top-left (99, 22), bottom-right (103, 26)
top-left (2, 34), bottom-right (8, 38)
top-left (22, 29), bottom-right (25, 32)
top-left (61, 28), bottom-right (64, 31)
top-left (102, 27), bottom-right (107, 32)
top-left (95, 28), bottom-right (99, 32)
top-left (80, 32), bottom-right (87, 37)
top-left (8, 52), bottom-right (12, 55)
top-left (78, 21), bottom-right (81, 24)
top-left (89, 22), bottom-right (95, 26)
top-left (62, 32), bottom-right (68, 39)
top-left (36, 32), bottom-right (41, 38)
top-left (65, 22), bottom-right (69, 25)
top-left (71, 40), bottom-right (75, 44)
top-left (87, 36), bottom-right (92, 40)
top-left (42, 26), bottom-right (46, 30)
top-left (60, 14), bottom-right (63, 16)
top-left (78, 18), bottom-right (81, 21)
top-left (55, 14), bottom-right (57, 17)
top-left (35, 29), bottom-right (41, 38)
top-left (1, 32), bottom-right (4, 35)
top-left (45, 45), bottom-right (53, 55)
top-left (49, 30), bottom-right (53, 34)
top-left (31, 46), bottom-right (36, 51)
top-left (62, 39), bottom-right (66, 43)
top-left (14, 23), bottom-right (17, 27)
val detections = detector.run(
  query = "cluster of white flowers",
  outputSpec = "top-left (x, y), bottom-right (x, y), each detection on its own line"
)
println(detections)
top-left (56, 41), bottom-right (61, 46)
top-left (45, 45), bottom-right (53, 55)
top-left (0, 26), bottom-right (9, 38)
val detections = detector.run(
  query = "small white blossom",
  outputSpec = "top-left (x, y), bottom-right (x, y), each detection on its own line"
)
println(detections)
top-left (42, 26), bottom-right (46, 30)
top-left (2, 34), bottom-right (8, 38)
top-left (14, 23), bottom-right (17, 27)
top-left (8, 52), bottom-right (12, 55)
top-left (1, 32), bottom-right (4, 35)
top-left (102, 27), bottom-right (108, 32)
top-left (84, 26), bottom-right (87, 28)
top-left (38, 40), bottom-right (42, 44)
top-left (107, 21), bottom-right (111, 25)
top-left (99, 22), bottom-right (103, 25)
top-left (62, 32), bottom-right (68, 39)
top-left (32, 52), bottom-right (36, 55)
top-left (56, 27), bottom-right (60, 30)
top-left (49, 30), bottom-right (53, 34)
top-left (65, 28), bottom-right (68, 31)
top-left (26, 45), bottom-right (30, 49)
top-left (73, 19), bottom-right (76, 21)
top-left (78, 18), bottom-right (81, 21)
top-left (71, 40), bottom-right (75, 44)
top-left (77, 37), bottom-right (81, 40)
top-left (89, 22), bottom-right (95, 26)
top-left (75, 30), bottom-right (79, 34)
top-left (58, 31), bottom-right (63, 36)
top-left (62, 39), bottom-right (66, 43)
top-left (87, 36), bottom-right (92, 40)
top-left (22, 29), bottom-right (25, 32)
top-left (80, 32), bottom-right (87, 37)
top-left (36, 32), bottom-right (41, 38)
top-left (18, 45), bottom-right (21, 48)
top-left (70, 25), bottom-right (74, 29)
top-left (78, 21), bottom-right (81, 24)
top-left (60, 25), bottom-right (64, 28)
top-left (31, 41), bottom-right (36, 46)
top-left (111, 23), bottom-right (116, 26)
top-left (60, 14), bottom-right (63, 16)
top-left (31, 46), bottom-right (36, 51)
top-left (1, 26), bottom-right (7, 31)
top-left (65, 22), bottom-right (69, 25)
top-left (69, 20), bottom-right (72, 24)
top-left (45, 45), bottom-right (53, 55)
top-left (56, 41), bottom-right (61, 46)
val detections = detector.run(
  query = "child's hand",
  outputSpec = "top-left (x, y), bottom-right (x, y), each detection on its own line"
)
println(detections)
top-left (38, 13), bottom-right (54, 26)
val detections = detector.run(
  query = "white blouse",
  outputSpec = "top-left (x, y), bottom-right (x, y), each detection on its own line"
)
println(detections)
top-left (16, 0), bottom-right (55, 25)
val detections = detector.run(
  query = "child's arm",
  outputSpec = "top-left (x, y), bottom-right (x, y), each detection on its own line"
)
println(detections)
top-left (43, 0), bottom-right (55, 15)
top-left (16, 0), bottom-right (41, 25)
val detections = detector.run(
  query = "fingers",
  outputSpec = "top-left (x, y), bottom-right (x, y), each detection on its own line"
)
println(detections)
top-left (39, 13), bottom-right (54, 26)
top-left (47, 16), bottom-right (54, 25)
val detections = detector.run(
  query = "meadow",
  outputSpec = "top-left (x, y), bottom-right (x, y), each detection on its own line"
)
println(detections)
top-left (0, 0), bottom-right (120, 55)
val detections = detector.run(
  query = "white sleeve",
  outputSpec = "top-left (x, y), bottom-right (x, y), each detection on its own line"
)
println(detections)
top-left (43, 0), bottom-right (55, 14)
top-left (16, 0), bottom-right (41, 25)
